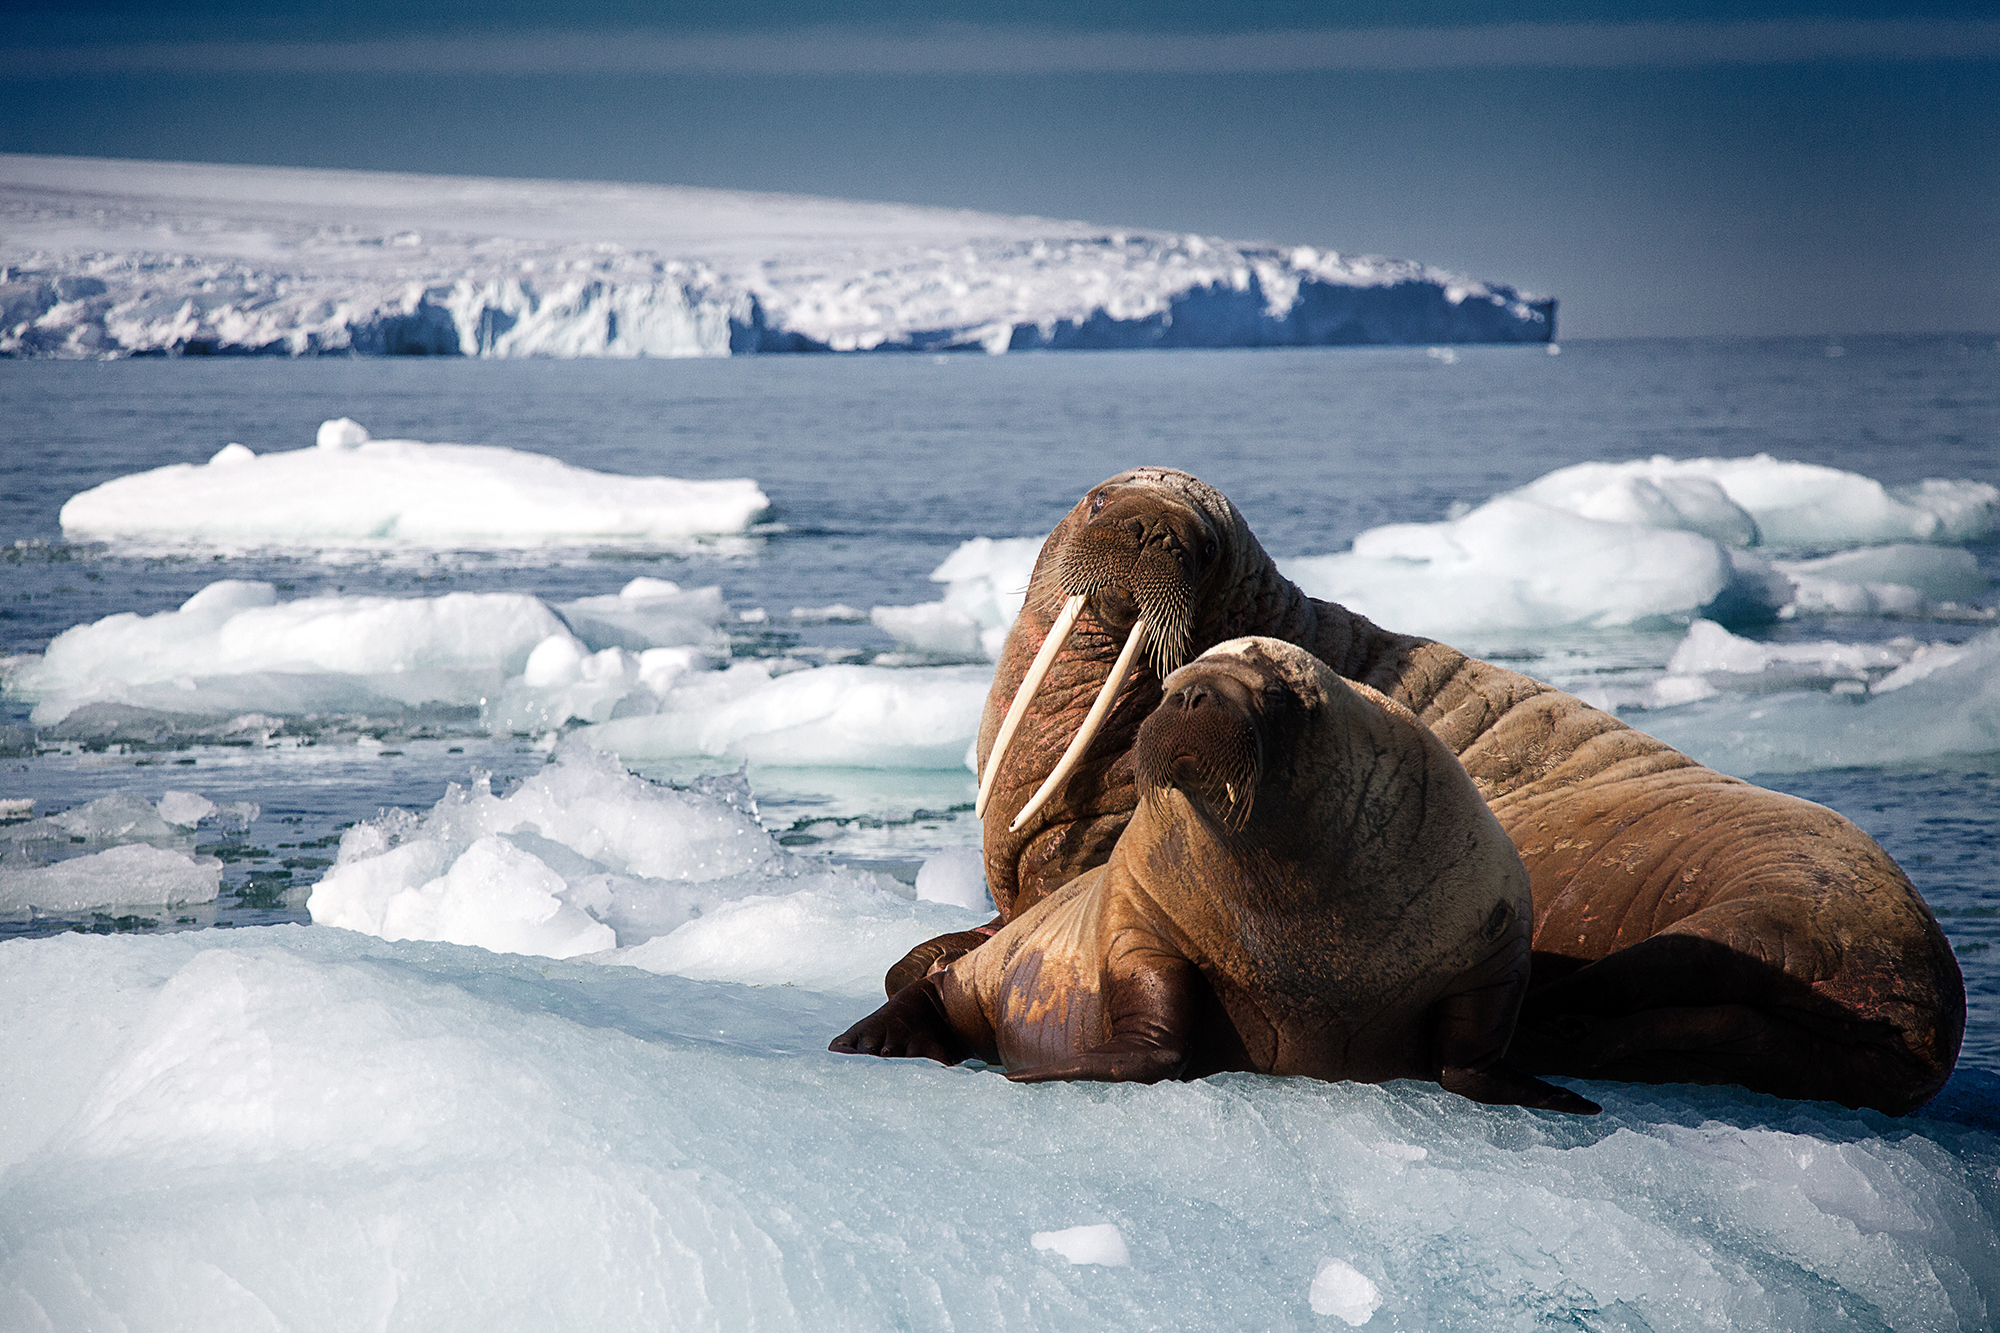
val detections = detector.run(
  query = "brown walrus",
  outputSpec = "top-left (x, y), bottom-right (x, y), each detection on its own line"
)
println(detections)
top-left (835, 637), bottom-right (1599, 1114)
top-left (891, 467), bottom-right (1964, 1115)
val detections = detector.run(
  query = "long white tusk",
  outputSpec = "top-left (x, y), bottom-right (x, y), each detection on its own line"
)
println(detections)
top-left (1009, 617), bottom-right (1149, 834)
top-left (975, 594), bottom-right (1085, 819)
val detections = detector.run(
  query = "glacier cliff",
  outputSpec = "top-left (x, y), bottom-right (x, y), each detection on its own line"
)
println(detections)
top-left (0, 155), bottom-right (1554, 358)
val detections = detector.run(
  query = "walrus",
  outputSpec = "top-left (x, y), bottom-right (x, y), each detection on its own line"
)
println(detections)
top-left (890, 467), bottom-right (1963, 1115)
top-left (835, 638), bottom-right (1598, 1114)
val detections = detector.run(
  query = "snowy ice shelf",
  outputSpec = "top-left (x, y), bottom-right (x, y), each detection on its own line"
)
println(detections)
top-left (0, 154), bottom-right (1555, 359)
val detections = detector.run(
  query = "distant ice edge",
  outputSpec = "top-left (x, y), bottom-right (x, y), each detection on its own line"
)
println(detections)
top-left (4, 239), bottom-right (1553, 360)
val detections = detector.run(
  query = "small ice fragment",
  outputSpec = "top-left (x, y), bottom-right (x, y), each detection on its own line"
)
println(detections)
top-left (208, 442), bottom-right (255, 465)
top-left (1371, 1140), bottom-right (1426, 1162)
top-left (1031, 1223), bottom-right (1130, 1267)
top-left (1310, 1257), bottom-right (1383, 1324)
top-left (0, 797), bottom-right (33, 818)
top-left (316, 417), bottom-right (370, 450)
top-left (155, 790), bottom-right (217, 828)
top-left (915, 848), bottom-right (991, 912)
top-left (619, 577), bottom-right (682, 599)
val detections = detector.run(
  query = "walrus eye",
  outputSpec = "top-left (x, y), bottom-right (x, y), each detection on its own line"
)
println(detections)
top-left (1089, 491), bottom-right (1108, 515)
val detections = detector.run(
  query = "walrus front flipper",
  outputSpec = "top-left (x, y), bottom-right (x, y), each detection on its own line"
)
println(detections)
top-left (830, 977), bottom-right (973, 1066)
top-left (883, 924), bottom-right (999, 997)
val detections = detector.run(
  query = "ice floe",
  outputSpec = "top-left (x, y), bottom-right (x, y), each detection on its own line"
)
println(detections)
top-left (59, 418), bottom-right (768, 547)
top-left (10, 579), bottom-right (567, 727)
top-left (1, 789), bottom-right (257, 914)
top-left (1617, 624), bottom-right (2000, 774)
top-left (1, 923), bottom-right (1994, 1329)
top-left (580, 660), bottom-right (993, 771)
top-left (1283, 455), bottom-right (1994, 640)
top-left (1514, 456), bottom-right (1999, 548)
top-left (870, 535), bottom-right (1043, 661)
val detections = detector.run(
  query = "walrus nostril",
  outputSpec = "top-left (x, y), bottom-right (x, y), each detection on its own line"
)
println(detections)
top-left (1172, 684), bottom-right (1212, 711)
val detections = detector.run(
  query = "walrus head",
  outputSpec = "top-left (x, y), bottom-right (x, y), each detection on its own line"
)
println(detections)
top-left (977, 469), bottom-right (1275, 833)
top-left (1134, 637), bottom-right (1327, 837)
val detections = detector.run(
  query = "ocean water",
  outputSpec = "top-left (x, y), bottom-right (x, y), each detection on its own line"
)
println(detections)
top-left (3, 339), bottom-right (2000, 1330)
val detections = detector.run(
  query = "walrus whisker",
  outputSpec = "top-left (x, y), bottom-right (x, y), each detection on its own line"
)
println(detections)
top-left (975, 594), bottom-right (1085, 819)
top-left (1009, 617), bottom-right (1149, 834)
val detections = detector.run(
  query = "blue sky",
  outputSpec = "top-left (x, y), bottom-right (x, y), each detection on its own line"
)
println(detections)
top-left (4, 2), bottom-right (1995, 338)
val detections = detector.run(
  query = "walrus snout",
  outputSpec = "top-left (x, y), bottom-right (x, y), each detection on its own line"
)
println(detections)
top-left (1057, 488), bottom-right (1216, 679)
top-left (1136, 670), bottom-right (1263, 832)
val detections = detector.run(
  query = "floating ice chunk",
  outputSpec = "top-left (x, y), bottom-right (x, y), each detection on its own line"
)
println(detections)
top-left (1645, 620), bottom-right (1934, 710)
top-left (60, 428), bottom-right (769, 546)
top-left (1774, 544), bottom-right (1986, 617)
top-left (870, 602), bottom-right (986, 660)
top-left (1635, 629), bottom-right (2000, 772)
top-left (1512, 464), bottom-right (1761, 545)
top-left (153, 791), bottom-right (215, 828)
top-left (206, 442), bottom-right (254, 465)
top-left (1283, 499), bottom-right (1787, 637)
top-left (1775, 546), bottom-right (1985, 601)
top-left (1310, 1258), bottom-right (1383, 1324)
top-left (1031, 1223), bottom-right (1131, 1267)
top-left (790, 604), bottom-right (867, 624)
top-left (315, 416), bottom-right (369, 450)
top-left (1665, 620), bottom-right (1919, 683)
top-left (873, 535), bottom-right (1042, 660)
top-left (0, 844), bottom-right (220, 911)
top-left (557, 578), bottom-right (729, 653)
top-left (12, 581), bottom-right (568, 724)
top-left (583, 660), bottom-right (992, 770)
top-left (1514, 456), bottom-right (1998, 548)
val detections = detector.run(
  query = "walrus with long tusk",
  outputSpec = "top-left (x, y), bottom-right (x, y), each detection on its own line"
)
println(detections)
top-left (835, 637), bottom-right (1599, 1115)
top-left (892, 466), bottom-right (1963, 1115)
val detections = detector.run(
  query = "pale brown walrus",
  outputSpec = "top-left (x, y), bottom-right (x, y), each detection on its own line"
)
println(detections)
top-left (887, 467), bottom-right (1964, 1115)
top-left (834, 637), bottom-right (1599, 1114)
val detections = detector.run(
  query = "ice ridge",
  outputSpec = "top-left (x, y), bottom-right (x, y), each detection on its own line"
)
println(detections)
top-left (0, 156), bottom-right (1554, 358)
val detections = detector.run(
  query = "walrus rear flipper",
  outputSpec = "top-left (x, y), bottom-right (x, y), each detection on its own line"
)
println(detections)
top-left (1006, 948), bottom-right (1200, 1085)
top-left (1440, 1063), bottom-right (1600, 1115)
top-left (1433, 952), bottom-right (1601, 1115)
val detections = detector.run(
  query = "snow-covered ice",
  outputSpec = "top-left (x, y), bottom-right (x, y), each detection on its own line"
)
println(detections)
top-left (308, 743), bottom-right (982, 985)
top-left (59, 417), bottom-right (769, 546)
top-left (1, 155), bottom-right (1555, 360)
top-left (9, 578), bottom-right (569, 727)
top-left (1512, 456), bottom-right (1999, 549)
top-left (1, 922), bottom-right (1994, 1330)
top-left (1282, 454), bottom-right (1994, 640)
top-left (580, 660), bottom-right (993, 771)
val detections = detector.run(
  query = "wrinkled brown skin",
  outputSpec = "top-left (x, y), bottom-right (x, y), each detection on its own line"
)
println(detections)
top-left (900, 467), bottom-right (1965, 1115)
top-left (835, 639), bottom-right (1598, 1114)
